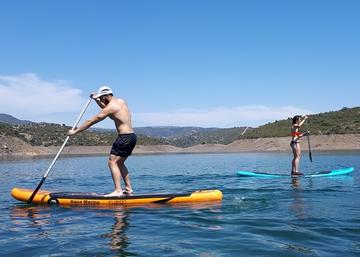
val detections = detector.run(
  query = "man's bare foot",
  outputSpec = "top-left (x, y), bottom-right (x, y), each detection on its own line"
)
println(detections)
top-left (104, 190), bottom-right (124, 197)
top-left (123, 190), bottom-right (134, 195)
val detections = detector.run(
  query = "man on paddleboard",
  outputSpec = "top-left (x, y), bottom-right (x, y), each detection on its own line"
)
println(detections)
top-left (290, 115), bottom-right (309, 175)
top-left (68, 86), bottom-right (137, 197)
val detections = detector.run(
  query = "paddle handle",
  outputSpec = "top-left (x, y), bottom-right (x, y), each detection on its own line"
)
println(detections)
top-left (27, 96), bottom-right (93, 203)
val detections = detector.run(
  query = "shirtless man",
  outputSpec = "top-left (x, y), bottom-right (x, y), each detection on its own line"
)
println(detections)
top-left (68, 86), bottom-right (137, 197)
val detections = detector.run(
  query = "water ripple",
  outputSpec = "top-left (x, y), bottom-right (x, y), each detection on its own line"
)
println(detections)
top-left (1, 152), bottom-right (359, 256)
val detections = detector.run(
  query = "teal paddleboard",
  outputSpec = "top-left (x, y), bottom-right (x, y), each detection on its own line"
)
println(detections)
top-left (237, 167), bottom-right (354, 178)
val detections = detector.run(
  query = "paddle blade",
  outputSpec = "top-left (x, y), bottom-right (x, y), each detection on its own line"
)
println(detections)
top-left (27, 177), bottom-right (46, 203)
top-left (307, 134), bottom-right (313, 162)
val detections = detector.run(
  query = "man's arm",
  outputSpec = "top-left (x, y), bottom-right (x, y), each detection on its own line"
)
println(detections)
top-left (93, 98), bottom-right (106, 109)
top-left (68, 110), bottom-right (108, 136)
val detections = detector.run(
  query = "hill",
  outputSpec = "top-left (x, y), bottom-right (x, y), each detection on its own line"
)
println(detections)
top-left (0, 107), bottom-right (359, 149)
top-left (134, 126), bottom-right (218, 138)
top-left (241, 107), bottom-right (360, 139)
top-left (166, 127), bottom-right (251, 147)
top-left (0, 122), bottom-right (168, 147)
top-left (0, 113), bottom-right (32, 125)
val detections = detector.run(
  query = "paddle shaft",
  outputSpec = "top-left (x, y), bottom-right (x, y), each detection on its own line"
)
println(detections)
top-left (307, 134), bottom-right (312, 162)
top-left (241, 126), bottom-right (249, 136)
top-left (306, 121), bottom-right (313, 162)
top-left (27, 97), bottom-right (93, 203)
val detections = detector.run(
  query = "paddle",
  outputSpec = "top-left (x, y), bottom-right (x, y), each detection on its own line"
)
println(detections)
top-left (27, 95), bottom-right (93, 203)
top-left (241, 126), bottom-right (249, 136)
top-left (306, 120), bottom-right (313, 162)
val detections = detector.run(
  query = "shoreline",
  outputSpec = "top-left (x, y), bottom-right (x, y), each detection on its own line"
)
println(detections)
top-left (1, 134), bottom-right (360, 159)
top-left (2, 149), bottom-right (359, 161)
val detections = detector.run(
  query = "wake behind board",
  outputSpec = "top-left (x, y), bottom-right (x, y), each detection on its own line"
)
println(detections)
top-left (11, 188), bottom-right (222, 206)
top-left (237, 167), bottom-right (354, 178)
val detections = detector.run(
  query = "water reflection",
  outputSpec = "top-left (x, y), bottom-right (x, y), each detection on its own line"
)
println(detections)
top-left (290, 178), bottom-right (306, 219)
top-left (9, 201), bottom-right (222, 256)
top-left (10, 205), bottom-right (51, 229)
top-left (102, 209), bottom-right (131, 254)
top-left (101, 202), bottom-right (222, 256)
top-left (10, 205), bottom-right (133, 255)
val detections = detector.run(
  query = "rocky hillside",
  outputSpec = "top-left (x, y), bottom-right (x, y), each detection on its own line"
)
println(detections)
top-left (0, 107), bottom-right (359, 151)
top-left (0, 122), bottom-right (168, 147)
top-left (240, 107), bottom-right (360, 139)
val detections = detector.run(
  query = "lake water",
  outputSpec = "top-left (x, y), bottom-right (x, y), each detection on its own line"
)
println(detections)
top-left (1, 152), bottom-right (359, 256)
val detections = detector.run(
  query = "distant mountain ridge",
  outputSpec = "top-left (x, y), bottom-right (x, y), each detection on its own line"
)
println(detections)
top-left (1, 106), bottom-right (359, 147)
top-left (0, 113), bottom-right (249, 147)
top-left (0, 114), bottom-right (221, 138)
top-left (134, 126), bottom-right (219, 138)
top-left (0, 113), bottom-right (32, 125)
top-left (90, 126), bottom-right (222, 138)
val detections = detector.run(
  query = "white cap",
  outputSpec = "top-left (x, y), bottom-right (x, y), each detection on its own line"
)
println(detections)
top-left (93, 86), bottom-right (113, 98)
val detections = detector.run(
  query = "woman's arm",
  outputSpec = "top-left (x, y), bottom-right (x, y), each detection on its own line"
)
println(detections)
top-left (298, 115), bottom-right (308, 127)
top-left (298, 131), bottom-right (310, 138)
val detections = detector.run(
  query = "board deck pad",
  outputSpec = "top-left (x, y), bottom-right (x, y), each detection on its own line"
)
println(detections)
top-left (237, 167), bottom-right (354, 178)
top-left (50, 192), bottom-right (191, 199)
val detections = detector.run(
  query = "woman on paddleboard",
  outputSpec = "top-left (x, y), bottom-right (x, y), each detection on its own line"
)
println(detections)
top-left (290, 115), bottom-right (309, 175)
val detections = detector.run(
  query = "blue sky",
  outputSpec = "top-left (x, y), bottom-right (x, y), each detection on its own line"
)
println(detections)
top-left (0, 0), bottom-right (359, 128)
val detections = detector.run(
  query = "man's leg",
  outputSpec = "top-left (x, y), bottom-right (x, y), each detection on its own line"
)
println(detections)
top-left (106, 154), bottom-right (123, 195)
top-left (117, 157), bottom-right (133, 194)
